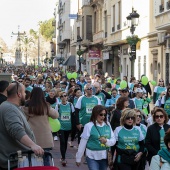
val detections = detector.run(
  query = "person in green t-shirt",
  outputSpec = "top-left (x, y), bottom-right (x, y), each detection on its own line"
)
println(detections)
top-left (75, 83), bottom-right (101, 144)
top-left (114, 108), bottom-right (144, 170)
top-left (55, 91), bottom-right (75, 167)
top-left (76, 105), bottom-right (116, 170)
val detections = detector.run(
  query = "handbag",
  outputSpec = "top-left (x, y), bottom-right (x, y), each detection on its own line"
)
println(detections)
top-left (95, 126), bottom-right (114, 170)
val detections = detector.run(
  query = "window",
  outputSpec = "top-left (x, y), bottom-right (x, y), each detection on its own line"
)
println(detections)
top-left (94, 12), bottom-right (97, 33)
top-left (82, 16), bottom-right (84, 39)
top-left (117, 1), bottom-right (121, 30)
top-left (104, 11), bottom-right (107, 37)
top-left (86, 15), bottom-right (92, 41)
top-left (112, 5), bottom-right (115, 32)
top-left (160, 0), bottom-right (164, 12)
top-left (77, 27), bottom-right (80, 37)
top-left (138, 56), bottom-right (141, 80)
top-left (144, 55), bottom-right (146, 75)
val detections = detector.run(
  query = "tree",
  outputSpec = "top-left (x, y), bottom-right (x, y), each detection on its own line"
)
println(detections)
top-left (39, 18), bottom-right (55, 41)
top-left (21, 36), bottom-right (34, 65)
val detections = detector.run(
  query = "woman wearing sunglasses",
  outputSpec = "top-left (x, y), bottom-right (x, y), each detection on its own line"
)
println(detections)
top-left (153, 78), bottom-right (166, 104)
top-left (76, 105), bottom-right (116, 170)
top-left (114, 108), bottom-right (145, 170)
top-left (145, 108), bottom-right (170, 164)
top-left (55, 91), bottom-right (75, 167)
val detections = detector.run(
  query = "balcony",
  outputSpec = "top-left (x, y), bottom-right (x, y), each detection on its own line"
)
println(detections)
top-left (52, 21), bottom-right (56, 26)
top-left (167, 1), bottom-right (170, 10)
top-left (90, 0), bottom-right (104, 6)
top-left (93, 31), bottom-right (104, 44)
top-left (58, 6), bottom-right (63, 14)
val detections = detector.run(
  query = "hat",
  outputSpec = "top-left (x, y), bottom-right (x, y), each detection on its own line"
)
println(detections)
top-left (135, 88), bottom-right (143, 93)
top-left (121, 88), bottom-right (129, 92)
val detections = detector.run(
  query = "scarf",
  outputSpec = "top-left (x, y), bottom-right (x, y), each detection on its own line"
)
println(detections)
top-left (46, 96), bottom-right (56, 105)
top-left (158, 148), bottom-right (170, 163)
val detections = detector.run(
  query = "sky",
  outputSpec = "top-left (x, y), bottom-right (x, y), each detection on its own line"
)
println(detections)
top-left (0, 0), bottom-right (57, 47)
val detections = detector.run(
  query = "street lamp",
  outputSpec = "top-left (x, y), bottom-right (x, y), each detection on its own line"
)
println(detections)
top-left (126, 7), bottom-right (140, 77)
top-left (77, 36), bottom-right (83, 74)
top-left (0, 52), bottom-right (3, 67)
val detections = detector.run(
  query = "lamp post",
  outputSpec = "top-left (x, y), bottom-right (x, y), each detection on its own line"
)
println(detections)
top-left (0, 52), bottom-right (3, 67)
top-left (33, 59), bottom-right (35, 71)
top-left (126, 7), bottom-right (140, 77)
top-left (77, 36), bottom-right (83, 74)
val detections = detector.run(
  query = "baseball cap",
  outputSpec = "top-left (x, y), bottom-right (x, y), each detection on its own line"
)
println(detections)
top-left (135, 88), bottom-right (143, 93)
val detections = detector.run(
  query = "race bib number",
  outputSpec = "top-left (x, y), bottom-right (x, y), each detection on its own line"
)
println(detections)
top-left (86, 107), bottom-right (93, 113)
top-left (61, 112), bottom-right (70, 121)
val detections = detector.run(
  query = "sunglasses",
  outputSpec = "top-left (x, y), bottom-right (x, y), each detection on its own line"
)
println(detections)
top-left (137, 115), bottom-right (142, 118)
top-left (18, 81), bottom-right (23, 83)
top-left (159, 81), bottom-right (164, 82)
top-left (99, 114), bottom-right (106, 117)
top-left (60, 95), bottom-right (67, 98)
top-left (155, 115), bottom-right (164, 119)
top-left (86, 88), bottom-right (92, 90)
top-left (125, 116), bottom-right (135, 120)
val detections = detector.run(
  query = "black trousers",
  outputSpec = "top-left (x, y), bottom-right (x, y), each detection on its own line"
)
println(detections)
top-left (58, 130), bottom-right (71, 159)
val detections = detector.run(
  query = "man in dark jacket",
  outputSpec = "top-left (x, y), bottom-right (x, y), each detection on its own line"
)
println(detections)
top-left (0, 80), bottom-right (9, 104)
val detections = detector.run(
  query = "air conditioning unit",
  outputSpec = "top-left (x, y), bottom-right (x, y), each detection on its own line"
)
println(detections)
top-left (157, 32), bottom-right (166, 45)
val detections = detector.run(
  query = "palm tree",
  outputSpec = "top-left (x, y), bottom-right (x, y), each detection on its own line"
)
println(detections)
top-left (21, 36), bottom-right (34, 65)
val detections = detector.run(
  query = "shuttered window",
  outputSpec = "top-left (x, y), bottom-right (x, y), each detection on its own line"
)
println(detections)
top-left (86, 15), bottom-right (92, 41)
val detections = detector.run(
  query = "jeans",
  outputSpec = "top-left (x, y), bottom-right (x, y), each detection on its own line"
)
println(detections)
top-left (86, 156), bottom-right (108, 170)
top-left (43, 148), bottom-right (52, 166)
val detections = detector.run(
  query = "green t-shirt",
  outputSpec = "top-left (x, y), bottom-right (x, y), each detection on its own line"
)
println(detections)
top-left (86, 124), bottom-right (111, 151)
top-left (133, 98), bottom-right (143, 110)
top-left (75, 95), bottom-right (101, 126)
top-left (95, 92), bottom-right (105, 106)
top-left (114, 126), bottom-right (144, 152)
top-left (164, 97), bottom-right (170, 115)
top-left (58, 103), bottom-right (72, 131)
top-left (156, 86), bottom-right (166, 101)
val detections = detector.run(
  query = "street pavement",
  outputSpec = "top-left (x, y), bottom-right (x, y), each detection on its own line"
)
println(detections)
top-left (51, 138), bottom-right (88, 170)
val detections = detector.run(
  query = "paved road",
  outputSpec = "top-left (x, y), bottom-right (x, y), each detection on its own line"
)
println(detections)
top-left (51, 139), bottom-right (88, 170)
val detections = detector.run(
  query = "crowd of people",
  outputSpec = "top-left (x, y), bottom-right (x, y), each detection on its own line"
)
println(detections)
top-left (1, 66), bottom-right (170, 170)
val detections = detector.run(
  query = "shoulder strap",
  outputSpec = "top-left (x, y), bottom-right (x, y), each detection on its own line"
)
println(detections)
top-left (160, 156), bottom-right (163, 168)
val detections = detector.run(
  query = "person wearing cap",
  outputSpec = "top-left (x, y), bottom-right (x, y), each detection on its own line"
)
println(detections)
top-left (132, 88), bottom-right (144, 110)
top-left (121, 88), bottom-right (135, 109)
top-left (60, 81), bottom-right (68, 92)
top-left (75, 83), bottom-right (101, 144)
top-left (23, 77), bottom-right (33, 92)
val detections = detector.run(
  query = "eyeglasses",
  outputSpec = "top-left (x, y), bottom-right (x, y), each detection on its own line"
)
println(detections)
top-left (137, 115), bottom-right (142, 118)
top-left (86, 88), bottom-right (92, 90)
top-left (125, 116), bottom-right (135, 120)
top-left (155, 115), bottom-right (164, 119)
top-left (60, 95), bottom-right (67, 98)
top-left (99, 114), bottom-right (106, 117)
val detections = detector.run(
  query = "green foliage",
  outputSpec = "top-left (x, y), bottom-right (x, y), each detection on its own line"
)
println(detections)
top-left (39, 18), bottom-right (55, 41)
top-left (77, 50), bottom-right (84, 56)
top-left (21, 37), bottom-right (34, 52)
top-left (29, 29), bottom-right (38, 39)
top-left (126, 35), bottom-right (141, 45)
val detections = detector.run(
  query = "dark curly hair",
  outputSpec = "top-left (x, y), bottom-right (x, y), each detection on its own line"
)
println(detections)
top-left (90, 105), bottom-right (108, 126)
top-left (116, 97), bottom-right (129, 110)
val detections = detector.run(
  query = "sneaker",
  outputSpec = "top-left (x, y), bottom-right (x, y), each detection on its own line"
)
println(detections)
top-left (68, 141), bottom-right (73, 147)
top-left (54, 136), bottom-right (58, 141)
top-left (60, 158), bottom-right (67, 166)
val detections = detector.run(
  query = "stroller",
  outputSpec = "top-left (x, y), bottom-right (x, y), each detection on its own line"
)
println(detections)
top-left (8, 150), bottom-right (59, 170)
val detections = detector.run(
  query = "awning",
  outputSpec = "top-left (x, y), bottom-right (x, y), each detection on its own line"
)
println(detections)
top-left (92, 60), bottom-right (102, 66)
top-left (63, 55), bottom-right (76, 66)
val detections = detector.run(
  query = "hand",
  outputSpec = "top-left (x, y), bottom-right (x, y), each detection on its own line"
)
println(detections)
top-left (134, 152), bottom-right (142, 162)
top-left (76, 124), bottom-right (82, 131)
top-left (30, 144), bottom-right (44, 156)
top-left (76, 162), bottom-right (81, 167)
top-left (99, 137), bottom-right (107, 144)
